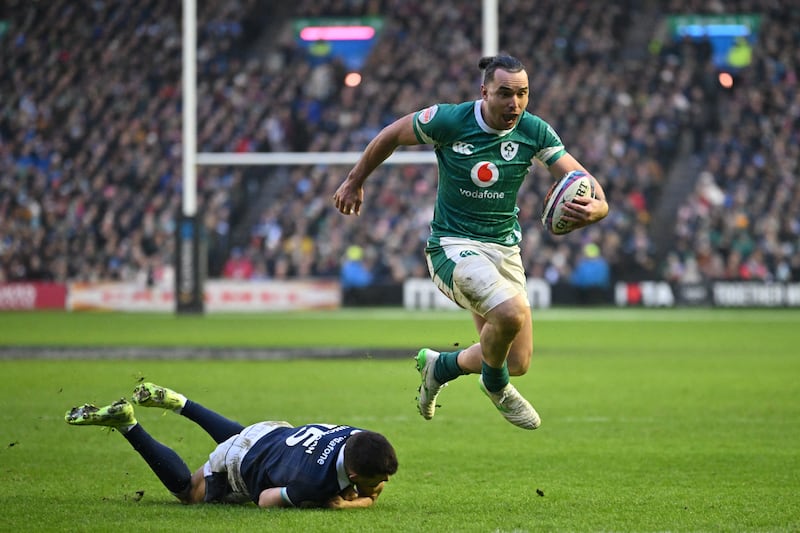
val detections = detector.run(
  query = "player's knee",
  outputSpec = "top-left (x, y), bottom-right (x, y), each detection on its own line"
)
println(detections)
top-left (490, 302), bottom-right (528, 337)
top-left (488, 299), bottom-right (531, 374)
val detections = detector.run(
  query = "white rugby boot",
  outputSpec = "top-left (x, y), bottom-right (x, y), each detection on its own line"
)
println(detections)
top-left (479, 376), bottom-right (541, 430)
top-left (415, 348), bottom-right (447, 420)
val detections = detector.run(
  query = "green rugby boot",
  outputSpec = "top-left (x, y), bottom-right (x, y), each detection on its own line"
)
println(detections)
top-left (132, 382), bottom-right (186, 411)
top-left (65, 399), bottom-right (137, 428)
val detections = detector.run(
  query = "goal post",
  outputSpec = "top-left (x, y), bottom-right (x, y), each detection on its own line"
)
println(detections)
top-left (177, 0), bottom-right (203, 314)
top-left (177, 0), bottom-right (498, 314)
top-left (195, 151), bottom-right (436, 166)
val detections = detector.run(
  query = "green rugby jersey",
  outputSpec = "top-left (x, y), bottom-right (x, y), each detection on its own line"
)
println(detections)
top-left (412, 100), bottom-right (566, 246)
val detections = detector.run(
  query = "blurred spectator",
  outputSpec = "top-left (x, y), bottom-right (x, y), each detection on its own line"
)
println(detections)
top-left (222, 247), bottom-right (254, 280)
top-left (569, 243), bottom-right (611, 305)
top-left (340, 245), bottom-right (373, 289)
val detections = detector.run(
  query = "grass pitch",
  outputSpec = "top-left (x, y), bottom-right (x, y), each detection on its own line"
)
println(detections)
top-left (1, 308), bottom-right (798, 532)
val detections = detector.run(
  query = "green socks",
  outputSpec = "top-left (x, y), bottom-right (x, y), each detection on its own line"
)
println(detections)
top-left (433, 351), bottom-right (467, 383)
top-left (432, 350), bottom-right (510, 392)
top-left (480, 361), bottom-right (510, 392)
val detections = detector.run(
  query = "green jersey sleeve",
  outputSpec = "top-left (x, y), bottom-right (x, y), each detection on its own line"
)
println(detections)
top-left (412, 104), bottom-right (464, 146)
top-left (516, 114), bottom-right (566, 167)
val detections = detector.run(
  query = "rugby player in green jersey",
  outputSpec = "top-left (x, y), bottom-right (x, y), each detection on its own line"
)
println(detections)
top-left (333, 55), bottom-right (609, 429)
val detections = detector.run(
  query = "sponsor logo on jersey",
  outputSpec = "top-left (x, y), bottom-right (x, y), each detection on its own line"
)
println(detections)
top-left (469, 161), bottom-right (499, 188)
top-left (316, 435), bottom-right (346, 465)
top-left (459, 188), bottom-right (505, 199)
top-left (501, 141), bottom-right (518, 161)
top-left (418, 105), bottom-right (438, 124)
top-left (452, 141), bottom-right (474, 155)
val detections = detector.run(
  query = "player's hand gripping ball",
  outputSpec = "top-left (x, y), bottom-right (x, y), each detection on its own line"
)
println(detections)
top-left (541, 170), bottom-right (596, 235)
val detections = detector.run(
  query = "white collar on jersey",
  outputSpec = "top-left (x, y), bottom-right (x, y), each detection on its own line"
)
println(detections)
top-left (473, 99), bottom-right (515, 136)
top-left (335, 444), bottom-right (350, 490)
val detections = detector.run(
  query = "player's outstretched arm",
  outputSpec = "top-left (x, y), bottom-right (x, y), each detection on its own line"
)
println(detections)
top-left (333, 113), bottom-right (419, 216)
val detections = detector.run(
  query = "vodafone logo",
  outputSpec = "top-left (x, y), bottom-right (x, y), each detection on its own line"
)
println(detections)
top-left (470, 161), bottom-right (499, 188)
top-left (418, 105), bottom-right (438, 124)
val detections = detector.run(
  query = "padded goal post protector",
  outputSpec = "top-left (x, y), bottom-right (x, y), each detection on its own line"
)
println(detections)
top-left (175, 214), bottom-right (207, 314)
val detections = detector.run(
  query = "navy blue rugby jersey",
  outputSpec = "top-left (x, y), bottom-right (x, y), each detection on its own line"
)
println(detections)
top-left (239, 423), bottom-right (363, 506)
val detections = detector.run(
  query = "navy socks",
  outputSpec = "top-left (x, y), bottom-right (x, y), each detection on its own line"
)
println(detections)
top-left (180, 399), bottom-right (245, 444)
top-left (123, 424), bottom-right (191, 495)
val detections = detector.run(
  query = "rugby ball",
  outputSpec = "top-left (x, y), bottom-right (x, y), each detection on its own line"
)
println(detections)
top-left (541, 170), bottom-right (596, 235)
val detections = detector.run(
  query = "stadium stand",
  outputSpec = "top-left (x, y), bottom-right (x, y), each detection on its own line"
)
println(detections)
top-left (1, 0), bottom-right (265, 284)
top-left (1, 0), bottom-right (796, 293)
top-left (662, 0), bottom-right (800, 282)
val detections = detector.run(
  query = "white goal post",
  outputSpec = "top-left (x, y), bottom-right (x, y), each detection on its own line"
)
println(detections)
top-left (177, 0), bottom-right (498, 313)
top-left (195, 151), bottom-right (436, 166)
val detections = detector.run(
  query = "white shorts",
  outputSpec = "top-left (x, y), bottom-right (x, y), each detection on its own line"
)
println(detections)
top-left (425, 236), bottom-right (529, 316)
top-left (204, 420), bottom-right (293, 503)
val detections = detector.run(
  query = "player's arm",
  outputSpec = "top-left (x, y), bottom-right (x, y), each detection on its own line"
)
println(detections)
top-left (256, 487), bottom-right (293, 509)
top-left (325, 493), bottom-right (376, 509)
top-left (333, 113), bottom-right (420, 216)
top-left (548, 153), bottom-right (609, 226)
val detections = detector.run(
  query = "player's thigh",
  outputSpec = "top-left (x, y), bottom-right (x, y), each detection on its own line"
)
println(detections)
top-left (471, 311), bottom-right (487, 333)
top-left (186, 467), bottom-right (206, 504)
top-left (426, 239), bottom-right (527, 316)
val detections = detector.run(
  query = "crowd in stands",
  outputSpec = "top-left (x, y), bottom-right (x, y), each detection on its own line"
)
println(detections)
top-left (1, 0), bottom-right (797, 291)
top-left (665, 0), bottom-right (800, 283)
top-left (1, 0), bottom-right (265, 286)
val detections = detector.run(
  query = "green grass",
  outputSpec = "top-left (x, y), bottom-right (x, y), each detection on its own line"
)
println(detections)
top-left (1, 308), bottom-right (798, 532)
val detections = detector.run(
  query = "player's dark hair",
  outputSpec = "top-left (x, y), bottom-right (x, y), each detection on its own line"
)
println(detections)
top-left (344, 431), bottom-right (398, 477)
top-left (478, 54), bottom-right (525, 84)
